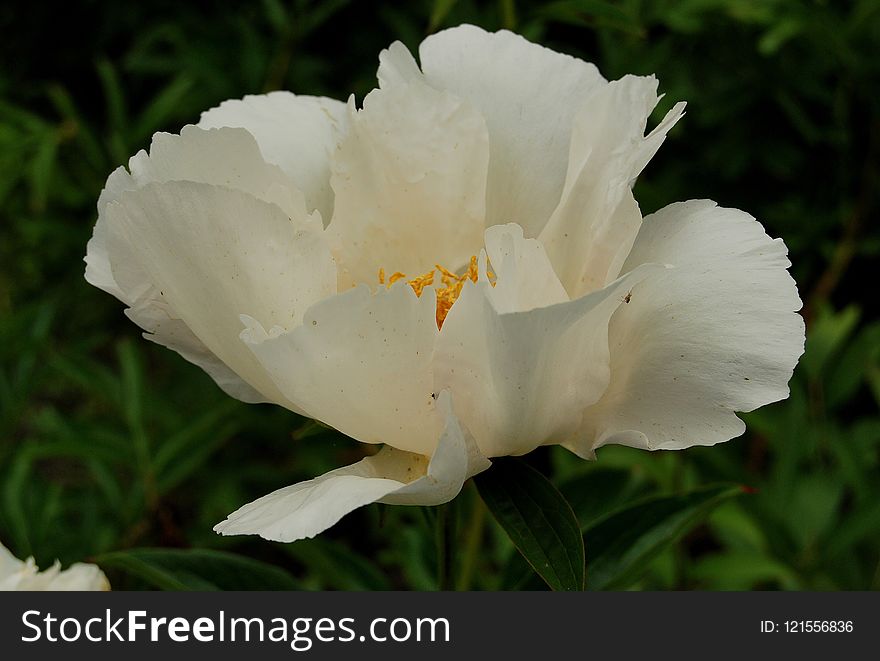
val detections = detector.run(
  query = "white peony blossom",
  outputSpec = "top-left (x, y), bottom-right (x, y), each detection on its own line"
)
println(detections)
top-left (0, 541), bottom-right (109, 591)
top-left (85, 25), bottom-right (805, 543)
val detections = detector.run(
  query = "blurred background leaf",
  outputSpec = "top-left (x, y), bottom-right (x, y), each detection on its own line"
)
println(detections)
top-left (94, 547), bottom-right (300, 590)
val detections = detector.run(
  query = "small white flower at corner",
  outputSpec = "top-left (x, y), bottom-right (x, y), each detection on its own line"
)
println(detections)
top-left (85, 25), bottom-right (805, 543)
top-left (1, 542), bottom-right (109, 591)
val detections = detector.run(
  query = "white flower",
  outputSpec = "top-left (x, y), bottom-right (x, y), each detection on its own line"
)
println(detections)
top-left (85, 25), bottom-right (805, 543)
top-left (0, 542), bottom-right (109, 591)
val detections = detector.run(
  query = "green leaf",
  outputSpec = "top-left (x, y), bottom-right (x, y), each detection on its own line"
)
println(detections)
top-left (261, 0), bottom-right (289, 34)
top-left (130, 74), bottom-right (193, 146)
top-left (152, 401), bottom-right (239, 494)
top-left (429, 0), bottom-right (459, 30)
top-left (758, 18), bottom-right (804, 56)
top-left (498, 547), bottom-right (550, 591)
top-left (49, 350), bottom-right (121, 407)
top-left (96, 59), bottom-right (128, 135)
top-left (558, 468), bottom-right (647, 530)
top-left (801, 305), bottom-right (860, 381)
top-left (475, 457), bottom-right (585, 591)
top-left (284, 538), bottom-right (390, 590)
top-left (824, 498), bottom-right (880, 559)
top-left (45, 84), bottom-right (106, 171)
top-left (706, 501), bottom-right (768, 553)
top-left (2, 449), bottom-right (35, 556)
top-left (691, 550), bottom-right (800, 590)
top-left (28, 132), bottom-right (58, 211)
top-left (540, 0), bottom-right (643, 35)
top-left (826, 322), bottom-right (880, 410)
top-left (585, 484), bottom-right (741, 590)
top-left (95, 548), bottom-right (299, 591)
top-left (785, 475), bottom-right (843, 548)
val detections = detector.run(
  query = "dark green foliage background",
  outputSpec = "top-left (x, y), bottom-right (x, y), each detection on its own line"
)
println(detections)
top-left (0, 0), bottom-right (877, 590)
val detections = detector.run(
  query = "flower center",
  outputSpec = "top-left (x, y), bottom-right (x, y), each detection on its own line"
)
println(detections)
top-left (378, 255), bottom-right (493, 328)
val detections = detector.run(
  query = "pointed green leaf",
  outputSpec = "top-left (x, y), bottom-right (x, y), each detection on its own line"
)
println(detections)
top-left (558, 468), bottom-right (648, 530)
top-left (95, 548), bottom-right (299, 591)
top-left (476, 457), bottom-right (584, 591)
top-left (585, 484), bottom-right (741, 590)
top-left (498, 547), bottom-right (550, 591)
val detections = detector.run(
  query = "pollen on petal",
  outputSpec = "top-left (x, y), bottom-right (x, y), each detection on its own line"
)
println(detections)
top-left (378, 255), bottom-right (492, 328)
top-left (408, 270), bottom-right (435, 297)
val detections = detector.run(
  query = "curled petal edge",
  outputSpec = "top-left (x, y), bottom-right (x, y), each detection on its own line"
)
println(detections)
top-left (213, 391), bottom-right (490, 542)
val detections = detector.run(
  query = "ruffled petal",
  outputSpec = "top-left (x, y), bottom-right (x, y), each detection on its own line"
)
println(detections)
top-left (104, 181), bottom-right (336, 407)
top-left (86, 167), bottom-right (134, 299)
top-left (86, 127), bottom-right (324, 404)
top-left (539, 75), bottom-right (686, 298)
top-left (327, 43), bottom-right (489, 287)
top-left (87, 126), bottom-right (306, 297)
top-left (574, 200), bottom-right (805, 455)
top-left (376, 40), bottom-right (423, 87)
top-left (0, 543), bottom-right (109, 591)
top-left (0, 543), bottom-right (20, 577)
top-left (198, 92), bottom-right (346, 223)
top-left (214, 392), bottom-right (490, 542)
top-left (419, 24), bottom-right (606, 235)
top-left (436, 224), bottom-right (660, 457)
top-left (241, 279), bottom-right (441, 455)
top-left (33, 563), bottom-right (110, 591)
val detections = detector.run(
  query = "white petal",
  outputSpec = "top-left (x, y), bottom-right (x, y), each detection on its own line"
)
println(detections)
top-left (0, 543), bottom-right (109, 591)
top-left (539, 76), bottom-right (686, 298)
top-left (86, 127), bottom-right (318, 404)
top-left (105, 181), bottom-right (336, 407)
top-left (240, 281), bottom-right (440, 455)
top-left (436, 225), bottom-right (659, 457)
top-left (482, 223), bottom-right (569, 314)
top-left (87, 127), bottom-right (307, 296)
top-left (198, 92), bottom-right (346, 224)
top-left (128, 126), bottom-right (307, 217)
top-left (214, 392), bottom-right (490, 542)
top-left (575, 200), bottom-right (805, 455)
top-left (327, 48), bottom-right (489, 287)
top-left (0, 570), bottom-right (29, 591)
top-left (377, 40), bottom-right (423, 87)
top-left (86, 166), bottom-right (135, 299)
top-left (39, 563), bottom-right (110, 591)
top-left (124, 299), bottom-right (267, 404)
top-left (3, 560), bottom-right (55, 591)
top-left (419, 25), bottom-right (606, 235)
top-left (0, 543), bottom-right (24, 580)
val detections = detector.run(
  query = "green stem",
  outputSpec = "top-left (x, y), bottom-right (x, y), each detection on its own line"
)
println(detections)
top-left (435, 502), bottom-right (455, 591)
top-left (456, 491), bottom-right (486, 591)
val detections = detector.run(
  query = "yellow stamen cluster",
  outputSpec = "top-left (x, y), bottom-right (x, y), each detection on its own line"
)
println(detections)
top-left (379, 256), bottom-right (492, 328)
